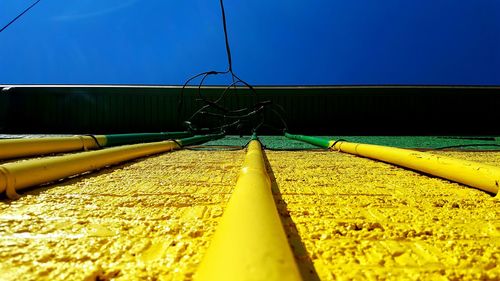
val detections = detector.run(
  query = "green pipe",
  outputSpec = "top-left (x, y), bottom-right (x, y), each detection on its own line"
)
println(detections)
top-left (178, 133), bottom-right (225, 146)
top-left (285, 133), bottom-right (500, 195)
top-left (101, 132), bottom-right (192, 147)
top-left (251, 132), bottom-right (259, 140)
top-left (284, 133), bottom-right (330, 148)
top-left (0, 131), bottom-right (192, 160)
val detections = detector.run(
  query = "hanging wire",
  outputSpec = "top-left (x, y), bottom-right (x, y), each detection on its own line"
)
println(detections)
top-left (177, 0), bottom-right (288, 136)
top-left (0, 0), bottom-right (42, 34)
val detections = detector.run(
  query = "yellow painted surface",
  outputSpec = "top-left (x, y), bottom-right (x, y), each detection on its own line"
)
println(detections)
top-left (328, 141), bottom-right (500, 194)
top-left (195, 141), bottom-right (302, 281)
top-left (0, 140), bottom-right (180, 199)
top-left (0, 150), bottom-right (243, 281)
top-left (0, 136), bottom-right (103, 160)
top-left (0, 149), bottom-right (499, 280)
top-left (266, 150), bottom-right (500, 281)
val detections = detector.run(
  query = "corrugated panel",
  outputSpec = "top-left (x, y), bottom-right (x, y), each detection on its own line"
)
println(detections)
top-left (0, 86), bottom-right (499, 135)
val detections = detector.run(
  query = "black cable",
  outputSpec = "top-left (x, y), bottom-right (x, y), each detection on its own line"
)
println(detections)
top-left (0, 0), bottom-right (42, 34)
top-left (329, 139), bottom-right (349, 149)
top-left (85, 134), bottom-right (103, 149)
top-left (219, 0), bottom-right (233, 72)
top-left (177, 0), bottom-right (289, 136)
top-left (177, 70), bottom-right (227, 122)
top-left (169, 138), bottom-right (183, 148)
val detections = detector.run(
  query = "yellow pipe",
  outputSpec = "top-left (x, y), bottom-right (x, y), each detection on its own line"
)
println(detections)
top-left (194, 140), bottom-right (302, 281)
top-left (329, 140), bottom-right (500, 195)
top-left (0, 136), bottom-right (105, 160)
top-left (0, 140), bottom-right (180, 199)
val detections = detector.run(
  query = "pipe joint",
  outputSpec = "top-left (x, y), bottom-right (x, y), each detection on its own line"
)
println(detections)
top-left (289, 133), bottom-right (500, 195)
top-left (0, 166), bottom-right (19, 199)
top-left (0, 166), bottom-right (8, 193)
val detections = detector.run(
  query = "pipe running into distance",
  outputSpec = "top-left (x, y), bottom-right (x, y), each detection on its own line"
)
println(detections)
top-left (285, 133), bottom-right (500, 195)
top-left (194, 140), bottom-right (302, 281)
top-left (0, 134), bottom-right (222, 199)
top-left (0, 132), bottom-right (192, 160)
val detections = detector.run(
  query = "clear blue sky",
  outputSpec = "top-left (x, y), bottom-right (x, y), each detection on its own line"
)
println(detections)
top-left (0, 0), bottom-right (499, 85)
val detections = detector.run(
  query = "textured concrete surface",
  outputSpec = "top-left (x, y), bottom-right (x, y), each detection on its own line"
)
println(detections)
top-left (0, 150), bottom-right (244, 281)
top-left (0, 148), bottom-right (499, 280)
top-left (267, 150), bottom-right (500, 281)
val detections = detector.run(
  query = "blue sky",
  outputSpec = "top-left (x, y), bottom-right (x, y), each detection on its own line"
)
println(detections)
top-left (0, 0), bottom-right (499, 85)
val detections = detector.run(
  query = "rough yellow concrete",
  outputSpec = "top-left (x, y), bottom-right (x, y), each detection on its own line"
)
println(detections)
top-left (266, 150), bottom-right (500, 281)
top-left (0, 150), bottom-right (244, 281)
top-left (1, 149), bottom-right (499, 280)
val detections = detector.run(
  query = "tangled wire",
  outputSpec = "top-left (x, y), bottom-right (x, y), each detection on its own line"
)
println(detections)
top-left (177, 0), bottom-right (288, 136)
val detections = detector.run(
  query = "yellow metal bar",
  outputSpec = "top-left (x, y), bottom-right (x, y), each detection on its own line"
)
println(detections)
top-left (0, 140), bottom-right (180, 199)
top-left (194, 140), bottom-right (302, 281)
top-left (329, 140), bottom-right (500, 195)
top-left (0, 136), bottom-right (105, 160)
